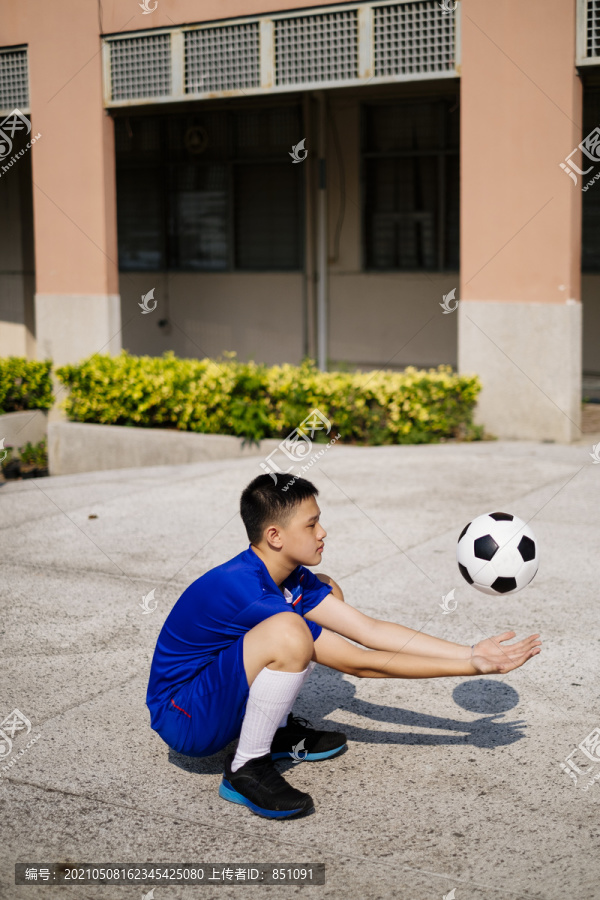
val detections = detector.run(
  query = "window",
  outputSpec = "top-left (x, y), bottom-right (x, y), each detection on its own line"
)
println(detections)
top-left (362, 97), bottom-right (459, 271)
top-left (582, 86), bottom-right (600, 272)
top-left (114, 105), bottom-right (304, 271)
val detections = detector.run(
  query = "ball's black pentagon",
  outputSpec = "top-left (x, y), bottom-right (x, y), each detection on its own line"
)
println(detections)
top-left (489, 512), bottom-right (514, 521)
top-left (474, 534), bottom-right (499, 561)
top-left (491, 576), bottom-right (517, 593)
top-left (458, 562), bottom-right (474, 585)
top-left (458, 521), bottom-right (471, 542)
top-left (518, 535), bottom-right (536, 562)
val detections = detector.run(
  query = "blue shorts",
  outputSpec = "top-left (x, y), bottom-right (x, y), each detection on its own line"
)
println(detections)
top-left (153, 636), bottom-right (250, 758)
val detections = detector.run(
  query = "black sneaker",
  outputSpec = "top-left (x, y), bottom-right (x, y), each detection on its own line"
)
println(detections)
top-left (270, 714), bottom-right (347, 762)
top-left (219, 752), bottom-right (314, 819)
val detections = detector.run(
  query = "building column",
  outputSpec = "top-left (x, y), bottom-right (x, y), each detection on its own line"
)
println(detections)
top-left (28, 1), bottom-right (121, 376)
top-left (459, 0), bottom-right (582, 442)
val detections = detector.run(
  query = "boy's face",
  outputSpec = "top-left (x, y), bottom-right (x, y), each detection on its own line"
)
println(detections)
top-left (270, 495), bottom-right (327, 566)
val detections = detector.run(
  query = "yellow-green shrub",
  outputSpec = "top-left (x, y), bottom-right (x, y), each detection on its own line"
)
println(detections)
top-left (0, 357), bottom-right (53, 413)
top-left (55, 350), bottom-right (482, 444)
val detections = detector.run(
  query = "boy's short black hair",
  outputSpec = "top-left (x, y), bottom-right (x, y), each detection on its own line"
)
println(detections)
top-left (240, 474), bottom-right (319, 546)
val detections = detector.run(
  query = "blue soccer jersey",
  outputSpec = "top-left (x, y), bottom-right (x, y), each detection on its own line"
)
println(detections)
top-left (146, 544), bottom-right (332, 739)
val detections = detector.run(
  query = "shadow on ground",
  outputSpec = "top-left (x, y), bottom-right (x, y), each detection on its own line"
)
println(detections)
top-left (167, 669), bottom-right (525, 777)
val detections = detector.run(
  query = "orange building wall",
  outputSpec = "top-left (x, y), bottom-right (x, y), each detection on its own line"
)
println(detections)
top-left (460, 0), bottom-right (582, 305)
top-left (3, 0), bottom-right (118, 296)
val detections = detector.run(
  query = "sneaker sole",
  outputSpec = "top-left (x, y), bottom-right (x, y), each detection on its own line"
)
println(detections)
top-left (271, 744), bottom-right (346, 762)
top-left (219, 778), bottom-right (313, 819)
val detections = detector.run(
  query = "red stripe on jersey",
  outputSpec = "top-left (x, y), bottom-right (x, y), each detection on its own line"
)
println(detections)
top-left (171, 698), bottom-right (191, 718)
top-left (292, 593), bottom-right (303, 606)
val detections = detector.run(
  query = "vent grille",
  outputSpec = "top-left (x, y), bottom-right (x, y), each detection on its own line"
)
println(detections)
top-left (374, 2), bottom-right (454, 75)
top-left (587, 0), bottom-right (600, 57)
top-left (185, 22), bottom-right (260, 94)
top-left (104, 1), bottom-right (459, 105)
top-left (275, 10), bottom-right (358, 85)
top-left (0, 47), bottom-right (29, 112)
top-left (110, 33), bottom-right (171, 100)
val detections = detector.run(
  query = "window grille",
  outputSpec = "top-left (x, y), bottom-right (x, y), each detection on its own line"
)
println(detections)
top-left (374, 2), bottom-right (455, 76)
top-left (110, 33), bottom-right (171, 100)
top-left (587, 0), bottom-right (600, 57)
top-left (0, 47), bottom-right (29, 113)
top-left (275, 10), bottom-right (358, 85)
top-left (185, 23), bottom-right (260, 94)
top-left (103, 1), bottom-right (459, 106)
top-left (576, 1), bottom-right (600, 64)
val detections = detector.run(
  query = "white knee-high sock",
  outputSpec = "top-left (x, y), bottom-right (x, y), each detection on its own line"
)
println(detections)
top-left (231, 665), bottom-right (308, 772)
top-left (276, 660), bottom-right (316, 729)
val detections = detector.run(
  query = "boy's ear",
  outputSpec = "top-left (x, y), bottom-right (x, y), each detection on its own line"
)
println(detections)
top-left (264, 523), bottom-right (283, 548)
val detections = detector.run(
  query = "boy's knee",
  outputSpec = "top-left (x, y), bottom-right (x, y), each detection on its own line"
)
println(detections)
top-left (274, 611), bottom-right (312, 637)
top-left (270, 612), bottom-right (313, 653)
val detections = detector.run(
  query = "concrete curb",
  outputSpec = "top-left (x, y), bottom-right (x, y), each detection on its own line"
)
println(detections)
top-left (0, 409), bottom-right (48, 452)
top-left (48, 421), bottom-right (282, 475)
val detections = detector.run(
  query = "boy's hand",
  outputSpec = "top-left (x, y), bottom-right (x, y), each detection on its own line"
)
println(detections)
top-left (470, 630), bottom-right (542, 675)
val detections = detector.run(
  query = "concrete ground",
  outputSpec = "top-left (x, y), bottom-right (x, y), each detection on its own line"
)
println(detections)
top-left (1, 436), bottom-right (599, 900)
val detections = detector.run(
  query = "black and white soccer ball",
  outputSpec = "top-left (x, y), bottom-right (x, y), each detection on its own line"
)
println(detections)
top-left (456, 512), bottom-right (539, 595)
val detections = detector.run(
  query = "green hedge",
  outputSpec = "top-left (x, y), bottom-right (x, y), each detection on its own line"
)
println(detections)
top-left (0, 357), bottom-right (54, 414)
top-left (55, 350), bottom-right (482, 444)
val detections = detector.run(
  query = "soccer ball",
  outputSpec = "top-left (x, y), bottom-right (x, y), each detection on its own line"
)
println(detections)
top-left (456, 511), bottom-right (539, 595)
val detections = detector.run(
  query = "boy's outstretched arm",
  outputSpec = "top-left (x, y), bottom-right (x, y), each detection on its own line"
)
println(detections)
top-left (307, 593), bottom-right (472, 658)
top-left (305, 594), bottom-right (541, 676)
top-left (310, 627), bottom-right (540, 678)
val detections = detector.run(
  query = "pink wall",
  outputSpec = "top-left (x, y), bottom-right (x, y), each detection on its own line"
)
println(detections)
top-left (0, 0), bottom-right (352, 299)
top-left (97, 0), bottom-right (348, 34)
top-left (3, 0), bottom-right (120, 296)
top-left (460, 0), bottom-right (582, 304)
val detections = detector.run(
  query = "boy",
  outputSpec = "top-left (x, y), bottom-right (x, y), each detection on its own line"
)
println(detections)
top-left (146, 474), bottom-right (541, 820)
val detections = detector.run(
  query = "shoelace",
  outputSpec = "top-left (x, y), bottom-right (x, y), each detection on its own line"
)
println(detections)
top-left (285, 714), bottom-right (315, 732)
top-left (246, 755), bottom-right (297, 793)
